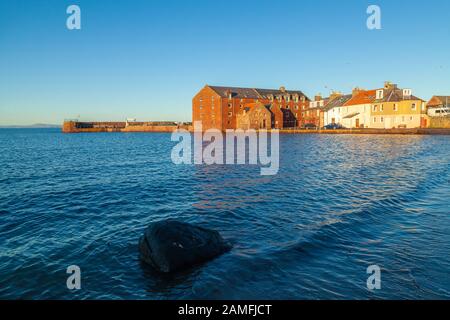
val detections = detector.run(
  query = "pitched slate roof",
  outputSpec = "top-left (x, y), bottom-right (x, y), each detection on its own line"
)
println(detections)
top-left (208, 86), bottom-right (309, 100)
top-left (323, 94), bottom-right (353, 111)
top-left (373, 89), bottom-right (423, 103)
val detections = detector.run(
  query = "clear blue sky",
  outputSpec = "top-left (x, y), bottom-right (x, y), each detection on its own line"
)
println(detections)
top-left (0, 0), bottom-right (449, 125)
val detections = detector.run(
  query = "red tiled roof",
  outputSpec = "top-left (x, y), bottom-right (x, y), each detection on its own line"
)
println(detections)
top-left (344, 90), bottom-right (377, 106)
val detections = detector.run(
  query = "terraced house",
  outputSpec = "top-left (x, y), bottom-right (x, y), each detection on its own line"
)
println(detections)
top-left (192, 85), bottom-right (310, 131)
top-left (322, 89), bottom-right (375, 128)
top-left (322, 93), bottom-right (353, 127)
top-left (371, 82), bottom-right (426, 129)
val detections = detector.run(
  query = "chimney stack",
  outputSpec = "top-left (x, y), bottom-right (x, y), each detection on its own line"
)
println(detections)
top-left (352, 87), bottom-right (363, 97)
top-left (329, 91), bottom-right (342, 100)
top-left (314, 93), bottom-right (322, 101)
top-left (384, 81), bottom-right (398, 90)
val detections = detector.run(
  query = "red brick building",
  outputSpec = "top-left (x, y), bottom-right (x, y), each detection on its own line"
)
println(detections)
top-left (192, 85), bottom-right (310, 130)
top-left (303, 94), bottom-right (329, 128)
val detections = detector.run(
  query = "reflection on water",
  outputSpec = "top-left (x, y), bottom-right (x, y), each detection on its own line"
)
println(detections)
top-left (0, 129), bottom-right (449, 299)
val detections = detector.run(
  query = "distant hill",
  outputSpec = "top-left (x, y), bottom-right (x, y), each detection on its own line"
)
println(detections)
top-left (0, 124), bottom-right (61, 128)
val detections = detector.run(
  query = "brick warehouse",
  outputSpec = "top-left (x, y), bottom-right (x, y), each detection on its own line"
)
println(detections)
top-left (192, 85), bottom-right (310, 131)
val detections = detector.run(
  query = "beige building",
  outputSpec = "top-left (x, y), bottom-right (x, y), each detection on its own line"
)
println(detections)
top-left (370, 82), bottom-right (426, 129)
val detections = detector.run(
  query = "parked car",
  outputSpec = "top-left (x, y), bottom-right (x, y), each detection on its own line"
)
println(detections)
top-left (323, 123), bottom-right (346, 130)
top-left (302, 123), bottom-right (317, 129)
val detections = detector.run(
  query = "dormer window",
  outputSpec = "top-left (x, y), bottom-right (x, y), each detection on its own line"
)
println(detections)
top-left (403, 89), bottom-right (412, 98)
top-left (376, 90), bottom-right (384, 100)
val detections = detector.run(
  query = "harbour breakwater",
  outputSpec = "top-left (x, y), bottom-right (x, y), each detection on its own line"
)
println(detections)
top-left (62, 121), bottom-right (450, 135)
top-left (62, 121), bottom-right (192, 133)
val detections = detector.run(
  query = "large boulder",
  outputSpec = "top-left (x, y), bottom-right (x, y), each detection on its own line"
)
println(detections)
top-left (139, 220), bottom-right (232, 273)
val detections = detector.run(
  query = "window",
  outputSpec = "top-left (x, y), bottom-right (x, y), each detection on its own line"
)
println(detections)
top-left (393, 104), bottom-right (398, 111)
top-left (381, 117), bottom-right (384, 123)
top-left (228, 112), bottom-right (232, 117)
top-left (380, 104), bottom-right (384, 111)
top-left (412, 103), bottom-right (417, 110)
top-left (295, 105), bottom-right (299, 110)
top-left (376, 90), bottom-right (384, 99)
top-left (373, 105), bottom-right (378, 112)
top-left (228, 103), bottom-right (232, 108)
top-left (410, 116), bottom-right (413, 121)
top-left (373, 117), bottom-right (377, 123)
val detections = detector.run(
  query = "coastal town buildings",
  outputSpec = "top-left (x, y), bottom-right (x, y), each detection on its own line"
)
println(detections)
top-left (192, 85), bottom-right (310, 131)
top-left (370, 82), bottom-right (426, 129)
top-left (321, 88), bottom-right (375, 128)
top-left (427, 96), bottom-right (450, 117)
top-left (322, 93), bottom-right (353, 127)
top-left (191, 82), bottom-right (441, 131)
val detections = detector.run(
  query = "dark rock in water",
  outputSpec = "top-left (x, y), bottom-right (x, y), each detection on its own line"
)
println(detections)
top-left (139, 220), bottom-right (232, 273)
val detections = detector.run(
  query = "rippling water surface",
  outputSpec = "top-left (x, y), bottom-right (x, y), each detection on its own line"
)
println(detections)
top-left (0, 128), bottom-right (449, 299)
